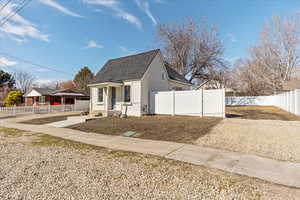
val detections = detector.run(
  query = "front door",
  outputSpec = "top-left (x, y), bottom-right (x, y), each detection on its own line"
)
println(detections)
top-left (111, 87), bottom-right (116, 109)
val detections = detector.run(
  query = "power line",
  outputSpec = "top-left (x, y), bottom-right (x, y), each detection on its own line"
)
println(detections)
top-left (0, 52), bottom-right (74, 77)
top-left (0, 0), bottom-right (32, 27)
top-left (0, 0), bottom-right (12, 13)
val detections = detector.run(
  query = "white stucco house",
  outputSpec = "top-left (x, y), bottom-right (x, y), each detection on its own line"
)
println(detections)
top-left (88, 49), bottom-right (192, 117)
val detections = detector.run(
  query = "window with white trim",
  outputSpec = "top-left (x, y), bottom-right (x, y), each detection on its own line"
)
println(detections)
top-left (98, 88), bottom-right (103, 102)
top-left (124, 85), bottom-right (131, 103)
top-left (40, 96), bottom-right (45, 104)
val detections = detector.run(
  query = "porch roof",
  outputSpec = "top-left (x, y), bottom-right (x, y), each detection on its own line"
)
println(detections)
top-left (88, 82), bottom-right (124, 87)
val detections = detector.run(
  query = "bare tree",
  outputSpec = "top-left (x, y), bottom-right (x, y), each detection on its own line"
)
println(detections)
top-left (157, 19), bottom-right (227, 83)
top-left (13, 71), bottom-right (35, 93)
top-left (234, 14), bottom-right (300, 95)
top-left (58, 80), bottom-right (77, 90)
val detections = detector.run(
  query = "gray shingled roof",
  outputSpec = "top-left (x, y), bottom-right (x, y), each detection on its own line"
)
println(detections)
top-left (90, 49), bottom-right (160, 84)
top-left (164, 64), bottom-right (191, 84)
top-left (33, 88), bottom-right (56, 95)
top-left (25, 88), bottom-right (87, 96)
top-left (90, 49), bottom-right (191, 85)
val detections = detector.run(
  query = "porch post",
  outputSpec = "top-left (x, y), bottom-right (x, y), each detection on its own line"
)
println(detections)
top-left (106, 86), bottom-right (110, 111)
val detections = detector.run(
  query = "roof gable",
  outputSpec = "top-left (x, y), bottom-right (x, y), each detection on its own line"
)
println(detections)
top-left (90, 49), bottom-right (160, 84)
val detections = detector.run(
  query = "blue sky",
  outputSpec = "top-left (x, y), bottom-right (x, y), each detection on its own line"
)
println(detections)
top-left (1, 0), bottom-right (300, 84)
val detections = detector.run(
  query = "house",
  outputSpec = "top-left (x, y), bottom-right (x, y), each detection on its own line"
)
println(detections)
top-left (282, 80), bottom-right (300, 91)
top-left (23, 88), bottom-right (89, 106)
top-left (88, 49), bottom-right (192, 117)
top-left (195, 80), bottom-right (238, 96)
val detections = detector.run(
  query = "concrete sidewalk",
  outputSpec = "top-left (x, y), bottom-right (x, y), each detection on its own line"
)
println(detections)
top-left (0, 119), bottom-right (300, 188)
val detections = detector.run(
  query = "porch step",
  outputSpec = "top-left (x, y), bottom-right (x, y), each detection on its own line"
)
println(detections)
top-left (107, 110), bottom-right (122, 117)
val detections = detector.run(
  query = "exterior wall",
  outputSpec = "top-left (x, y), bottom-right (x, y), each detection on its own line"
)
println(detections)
top-left (141, 54), bottom-right (170, 115)
top-left (90, 81), bottom-right (142, 116)
top-left (25, 90), bottom-right (42, 97)
top-left (90, 86), bottom-right (106, 111)
top-left (121, 81), bottom-right (142, 116)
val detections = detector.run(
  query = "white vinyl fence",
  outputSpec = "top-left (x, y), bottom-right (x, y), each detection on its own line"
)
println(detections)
top-left (0, 103), bottom-right (89, 117)
top-left (226, 89), bottom-right (300, 116)
top-left (150, 89), bottom-right (225, 118)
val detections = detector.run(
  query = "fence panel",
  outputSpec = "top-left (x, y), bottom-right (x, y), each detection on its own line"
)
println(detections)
top-left (203, 89), bottom-right (225, 117)
top-left (0, 102), bottom-right (89, 117)
top-left (226, 89), bottom-right (300, 116)
top-left (174, 91), bottom-right (202, 116)
top-left (150, 91), bottom-right (173, 115)
top-left (150, 89), bottom-right (225, 118)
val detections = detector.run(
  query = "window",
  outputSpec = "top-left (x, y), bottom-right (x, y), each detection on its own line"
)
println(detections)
top-left (98, 88), bottom-right (103, 102)
top-left (39, 96), bottom-right (45, 104)
top-left (124, 85), bottom-right (131, 103)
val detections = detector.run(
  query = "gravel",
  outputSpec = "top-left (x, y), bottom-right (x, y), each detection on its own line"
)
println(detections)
top-left (0, 128), bottom-right (299, 200)
top-left (196, 118), bottom-right (300, 162)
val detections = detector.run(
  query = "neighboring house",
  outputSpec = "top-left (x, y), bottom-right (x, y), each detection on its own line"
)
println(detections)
top-left (282, 80), bottom-right (300, 91)
top-left (88, 49), bottom-right (192, 117)
top-left (196, 80), bottom-right (224, 90)
top-left (195, 80), bottom-right (237, 96)
top-left (23, 88), bottom-right (89, 106)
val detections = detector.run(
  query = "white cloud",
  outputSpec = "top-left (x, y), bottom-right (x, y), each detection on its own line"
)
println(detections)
top-left (83, 0), bottom-right (142, 29)
top-left (134, 0), bottom-right (157, 26)
top-left (1, 23), bottom-right (49, 42)
top-left (0, 3), bottom-right (49, 42)
top-left (33, 79), bottom-right (58, 88)
top-left (153, 0), bottom-right (166, 4)
top-left (0, 57), bottom-right (17, 67)
top-left (39, 0), bottom-right (83, 18)
top-left (83, 40), bottom-right (104, 49)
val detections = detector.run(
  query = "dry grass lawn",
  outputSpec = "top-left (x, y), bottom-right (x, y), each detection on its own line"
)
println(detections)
top-left (69, 116), bottom-right (222, 144)
top-left (21, 114), bottom-right (80, 125)
top-left (226, 106), bottom-right (300, 121)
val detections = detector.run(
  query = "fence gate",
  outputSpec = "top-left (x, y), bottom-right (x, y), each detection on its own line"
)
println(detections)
top-left (150, 89), bottom-right (225, 118)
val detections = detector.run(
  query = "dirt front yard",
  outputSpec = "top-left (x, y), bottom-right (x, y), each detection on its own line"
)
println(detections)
top-left (69, 116), bottom-right (222, 144)
top-left (1, 127), bottom-right (299, 199)
top-left (226, 106), bottom-right (300, 121)
top-left (69, 113), bottom-right (300, 162)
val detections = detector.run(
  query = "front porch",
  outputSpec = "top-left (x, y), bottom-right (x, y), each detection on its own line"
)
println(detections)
top-left (90, 82), bottom-right (131, 117)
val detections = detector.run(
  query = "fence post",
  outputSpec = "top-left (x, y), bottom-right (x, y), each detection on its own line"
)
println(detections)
top-left (171, 90), bottom-right (175, 116)
top-left (223, 89), bottom-right (226, 118)
top-left (13, 105), bottom-right (16, 115)
top-left (295, 90), bottom-right (299, 115)
top-left (201, 89), bottom-right (204, 117)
